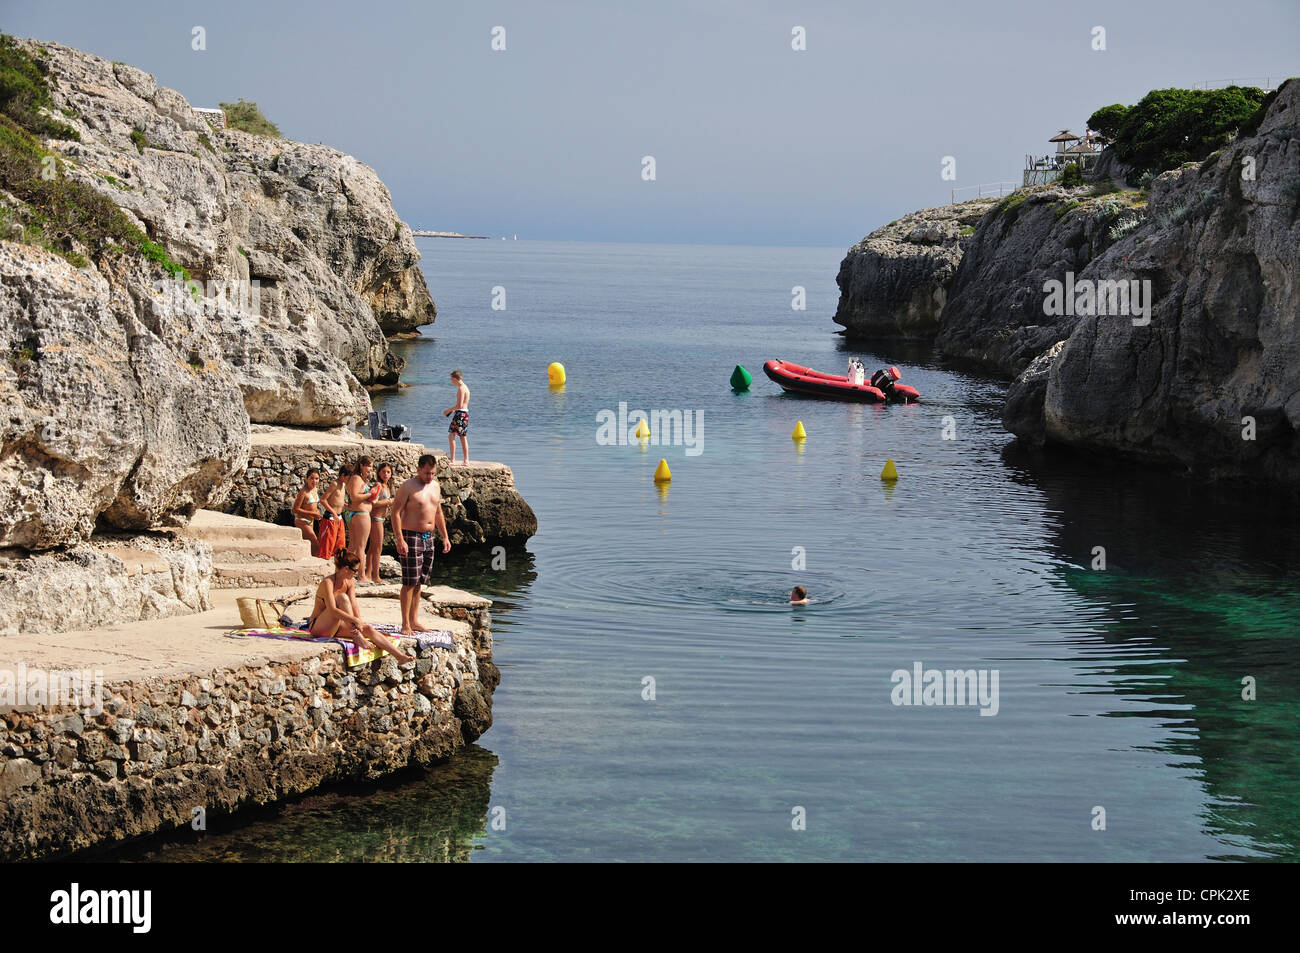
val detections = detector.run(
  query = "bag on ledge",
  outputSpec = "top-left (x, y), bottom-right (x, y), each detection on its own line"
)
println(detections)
top-left (237, 597), bottom-right (292, 629)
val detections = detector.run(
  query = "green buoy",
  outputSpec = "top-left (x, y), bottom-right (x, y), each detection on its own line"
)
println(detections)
top-left (730, 364), bottom-right (753, 391)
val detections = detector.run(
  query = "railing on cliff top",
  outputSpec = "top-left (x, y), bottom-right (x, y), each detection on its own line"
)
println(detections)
top-left (950, 182), bottom-right (1019, 204)
top-left (1193, 77), bottom-right (1280, 91)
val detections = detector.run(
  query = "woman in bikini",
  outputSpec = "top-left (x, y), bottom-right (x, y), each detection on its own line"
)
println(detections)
top-left (292, 469), bottom-right (323, 554)
top-left (307, 550), bottom-right (414, 664)
top-left (344, 456), bottom-right (383, 584)
top-left (365, 462), bottom-right (395, 586)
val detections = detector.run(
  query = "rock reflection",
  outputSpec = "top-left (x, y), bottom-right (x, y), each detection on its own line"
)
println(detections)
top-left (1005, 442), bottom-right (1300, 858)
top-left (86, 745), bottom-right (499, 863)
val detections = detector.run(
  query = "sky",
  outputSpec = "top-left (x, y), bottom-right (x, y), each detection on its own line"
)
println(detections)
top-left (2, 0), bottom-right (1296, 246)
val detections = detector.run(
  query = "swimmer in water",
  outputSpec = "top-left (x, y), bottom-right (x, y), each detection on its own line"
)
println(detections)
top-left (790, 586), bottom-right (809, 605)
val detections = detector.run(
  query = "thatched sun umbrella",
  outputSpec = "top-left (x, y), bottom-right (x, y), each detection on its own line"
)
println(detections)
top-left (1049, 129), bottom-right (1081, 152)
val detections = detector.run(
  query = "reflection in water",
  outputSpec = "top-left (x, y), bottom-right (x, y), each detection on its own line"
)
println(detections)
top-left (1006, 444), bottom-right (1300, 859)
top-left (91, 746), bottom-right (500, 863)
top-left (439, 545), bottom-right (539, 601)
top-left (90, 241), bottom-right (1300, 862)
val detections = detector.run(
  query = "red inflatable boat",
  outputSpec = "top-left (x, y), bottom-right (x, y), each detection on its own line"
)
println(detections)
top-left (763, 360), bottom-right (921, 403)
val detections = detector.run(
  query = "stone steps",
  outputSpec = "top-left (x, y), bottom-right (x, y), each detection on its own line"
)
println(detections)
top-left (212, 558), bottom-right (329, 589)
top-left (206, 539), bottom-right (316, 563)
top-left (183, 510), bottom-right (324, 589)
top-left (186, 509), bottom-right (307, 542)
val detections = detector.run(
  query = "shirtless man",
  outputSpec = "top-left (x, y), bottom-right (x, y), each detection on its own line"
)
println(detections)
top-left (316, 466), bottom-right (349, 560)
top-left (391, 453), bottom-right (452, 635)
top-left (443, 370), bottom-right (470, 465)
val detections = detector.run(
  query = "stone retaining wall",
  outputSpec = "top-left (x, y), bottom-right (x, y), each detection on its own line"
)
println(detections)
top-left (217, 431), bottom-right (537, 547)
top-left (0, 594), bottom-right (495, 860)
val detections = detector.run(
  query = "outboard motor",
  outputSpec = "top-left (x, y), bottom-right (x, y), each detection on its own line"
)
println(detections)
top-left (870, 366), bottom-right (901, 398)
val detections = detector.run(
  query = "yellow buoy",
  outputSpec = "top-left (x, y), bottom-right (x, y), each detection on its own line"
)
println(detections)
top-left (547, 362), bottom-right (566, 386)
top-left (881, 458), bottom-right (899, 481)
top-left (634, 418), bottom-right (650, 440)
top-left (653, 459), bottom-right (672, 482)
top-left (792, 420), bottom-right (807, 441)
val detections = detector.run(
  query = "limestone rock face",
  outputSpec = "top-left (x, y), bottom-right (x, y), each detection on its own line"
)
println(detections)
top-left (0, 536), bottom-right (212, 636)
top-left (1004, 79), bottom-right (1300, 482)
top-left (833, 198), bottom-right (998, 340)
top-left (1002, 341), bottom-right (1064, 446)
top-left (0, 244), bottom-right (248, 548)
top-left (29, 39), bottom-right (434, 424)
top-left (0, 38), bottom-right (438, 550)
top-left (935, 185), bottom-right (1128, 378)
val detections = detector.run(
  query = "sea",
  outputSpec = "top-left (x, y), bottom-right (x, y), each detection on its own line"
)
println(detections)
top-left (110, 239), bottom-right (1300, 862)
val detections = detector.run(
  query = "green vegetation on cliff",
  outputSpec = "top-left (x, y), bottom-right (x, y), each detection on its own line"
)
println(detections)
top-left (219, 99), bottom-right (280, 137)
top-left (1088, 85), bottom-right (1278, 183)
top-left (0, 33), bottom-right (189, 277)
top-left (0, 35), bottom-right (78, 140)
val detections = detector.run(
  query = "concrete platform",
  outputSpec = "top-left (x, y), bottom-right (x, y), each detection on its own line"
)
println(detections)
top-left (0, 580), bottom-right (497, 861)
top-left (0, 584), bottom-right (477, 684)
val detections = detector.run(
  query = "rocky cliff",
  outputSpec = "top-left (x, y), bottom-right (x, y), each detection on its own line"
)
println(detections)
top-left (833, 198), bottom-right (998, 340)
top-left (1007, 79), bottom-right (1300, 483)
top-left (832, 185), bottom-right (1141, 377)
top-left (936, 185), bottom-right (1145, 377)
top-left (0, 38), bottom-right (442, 625)
top-left (834, 79), bottom-right (1299, 485)
top-left (32, 41), bottom-right (436, 412)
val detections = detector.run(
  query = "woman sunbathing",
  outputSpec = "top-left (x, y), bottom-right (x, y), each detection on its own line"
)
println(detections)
top-left (307, 550), bottom-right (414, 664)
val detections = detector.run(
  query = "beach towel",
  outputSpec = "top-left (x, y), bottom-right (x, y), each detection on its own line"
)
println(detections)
top-left (228, 623), bottom-right (456, 667)
top-left (287, 619), bottom-right (456, 654)
top-left (226, 625), bottom-right (381, 666)
top-left (316, 516), bottom-right (345, 560)
top-left (364, 622), bottom-right (456, 651)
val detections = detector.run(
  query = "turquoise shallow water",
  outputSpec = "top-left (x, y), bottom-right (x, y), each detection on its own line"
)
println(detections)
top-left (114, 240), bottom-right (1300, 862)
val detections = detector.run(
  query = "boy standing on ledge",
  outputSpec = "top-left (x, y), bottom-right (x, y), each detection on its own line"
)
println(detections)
top-left (392, 454), bottom-right (452, 636)
top-left (444, 369), bottom-right (470, 465)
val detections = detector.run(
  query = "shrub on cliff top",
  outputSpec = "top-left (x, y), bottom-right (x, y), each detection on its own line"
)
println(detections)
top-left (993, 190), bottom-right (1031, 223)
top-left (1087, 103), bottom-right (1128, 141)
top-left (1088, 86), bottom-right (1272, 185)
top-left (219, 99), bottom-right (280, 137)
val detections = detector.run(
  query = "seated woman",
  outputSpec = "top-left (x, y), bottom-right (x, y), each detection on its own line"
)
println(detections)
top-left (307, 550), bottom-right (414, 664)
top-left (292, 469), bottom-right (323, 554)
top-left (365, 462), bottom-right (395, 585)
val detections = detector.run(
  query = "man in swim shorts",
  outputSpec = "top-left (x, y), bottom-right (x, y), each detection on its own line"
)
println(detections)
top-left (443, 369), bottom-right (470, 465)
top-left (391, 453), bottom-right (452, 635)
